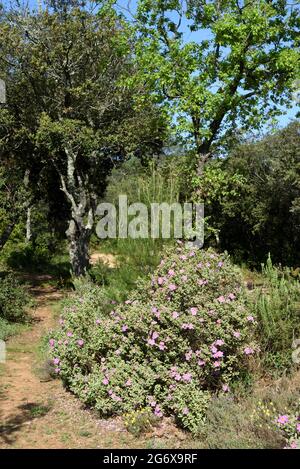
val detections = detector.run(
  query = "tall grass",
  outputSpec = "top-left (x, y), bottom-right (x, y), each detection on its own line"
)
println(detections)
top-left (90, 157), bottom-right (182, 300)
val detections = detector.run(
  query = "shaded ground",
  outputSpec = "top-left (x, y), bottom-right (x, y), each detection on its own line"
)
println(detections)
top-left (0, 272), bottom-right (188, 449)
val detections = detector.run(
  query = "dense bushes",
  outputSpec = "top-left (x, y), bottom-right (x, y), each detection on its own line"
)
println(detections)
top-left (0, 274), bottom-right (30, 322)
top-left (193, 122), bottom-right (300, 267)
top-left (0, 273), bottom-right (31, 340)
top-left (48, 245), bottom-right (257, 433)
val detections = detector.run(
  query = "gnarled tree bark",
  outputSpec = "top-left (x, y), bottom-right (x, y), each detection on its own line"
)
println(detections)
top-left (56, 146), bottom-right (95, 276)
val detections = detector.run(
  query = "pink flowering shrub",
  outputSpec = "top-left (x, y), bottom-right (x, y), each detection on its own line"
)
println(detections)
top-left (48, 246), bottom-right (257, 433)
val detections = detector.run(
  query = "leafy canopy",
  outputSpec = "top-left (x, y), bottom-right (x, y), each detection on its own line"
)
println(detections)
top-left (134, 0), bottom-right (299, 156)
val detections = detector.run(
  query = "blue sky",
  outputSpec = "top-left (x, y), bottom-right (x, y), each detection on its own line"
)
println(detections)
top-left (3, 0), bottom-right (299, 129)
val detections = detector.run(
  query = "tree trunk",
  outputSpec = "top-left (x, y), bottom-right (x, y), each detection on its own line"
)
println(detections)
top-left (66, 217), bottom-right (91, 277)
top-left (25, 206), bottom-right (32, 243)
top-left (57, 147), bottom-right (95, 277)
top-left (196, 150), bottom-right (210, 177)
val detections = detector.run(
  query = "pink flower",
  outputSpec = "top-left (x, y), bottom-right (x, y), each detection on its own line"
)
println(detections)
top-left (218, 261), bottom-right (223, 267)
top-left (233, 331), bottom-right (241, 338)
top-left (198, 359), bottom-right (206, 366)
top-left (59, 318), bottom-right (64, 325)
top-left (147, 338), bottom-right (155, 346)
top-left (213, 361), bottom-right (221, 368)
top-left (122, 325), bottom-right (128, 332)
top-left (125, 379), bottom-right (132, 387)
top-left (288, 441), bottom-right (298, 449)
top-left (182, 407), bottom-right (189, 415)
top-left (152, 307), bottom-right (158, 313)
top-left (96, 319), bottom-right (101, 325)
top-left (181, 275), bottom-right (188, 282)
top-left (180, 255), bottom-right (187, 261)
top-left (190, 307), bottom-right (198, 316)
top-left (157, 277), bottom-right (165, 285)
top-left (182, 323), bottom-right (194, 330)
top-left (217, 296), bottom-right (226, 303)
top-left (168, 284), bottom-right (177, 291)
top-left (158, 341), bottom-right (166, 351)
top-left (277, 415), bottom-right (289, 425)
top-left (197, 263), bottom-right (202, 268)
top-left (215, 339), bottom-right (224, 346)
top-left (53, 358), bottom-right (60, 365)
top-left (174, 373), bottom-right (181, 381)
top-left (152, 331), bottom-right (159, 340)
top-left (198, 279), bottom-right (208, 286)
top-left (102, 377), bottom-right (109, 385)
top-left (67, 332), bottom-right (73, 337)
top-left (213, 351), bottom-right (224, 358)
top-left (244, 347), bottom-right (254, 355)
top-left (64, 340), bottom-right (68, 345)
top-left (185, 351), bottom-right (193, 361)
top-left (247, 315), bottom-right (255, 322)
top-left (54, 368), bottom-right (60, 373)
top-left (154, 405), bottom-right (163, 417)
top-left (228, 293), bottom-right (236, 300)
top-left (182, 372), bottom-right (192, 383)
top-left (77, 339), bottom-right (84, 347)
top-left (210, 345), bottom-right (218, 354)
top-left (297, 423), bottom-right (300, 433)
top-left (222, 384), bottom-right (229, 392)
top-left (189, 251), bottom-right (195, 257)
top-left (168, 269), bottom-right (175, 277)
top-left (172, 311), bottom-right (179, 319)
top-left (125, 300), bottom-right (132, 304)
top-left (49, 339), bottom-right (55, 347)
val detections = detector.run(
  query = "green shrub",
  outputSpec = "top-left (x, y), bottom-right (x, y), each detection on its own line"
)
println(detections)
top-left (48, 245), bottom-right (257, 433)
top-left (255, 255), bottom-right (300, 372)
top-left (0, 317), bottom-right (26, 341)
top-left (0, 274), bottom-right (31, 322)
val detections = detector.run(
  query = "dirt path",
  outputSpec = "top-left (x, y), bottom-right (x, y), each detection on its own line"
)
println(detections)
top-left (0, 276), bottom-right (127, 448)
top-left (0, 274), bottom-right (185, 449)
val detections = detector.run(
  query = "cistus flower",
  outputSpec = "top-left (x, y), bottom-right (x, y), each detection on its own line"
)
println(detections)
top-left (217, 296), bottom-right (226, 303)
top-left (244, 347), bottom-right (254, 355)
top-left (277, 415), bottom-right (289, 425)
